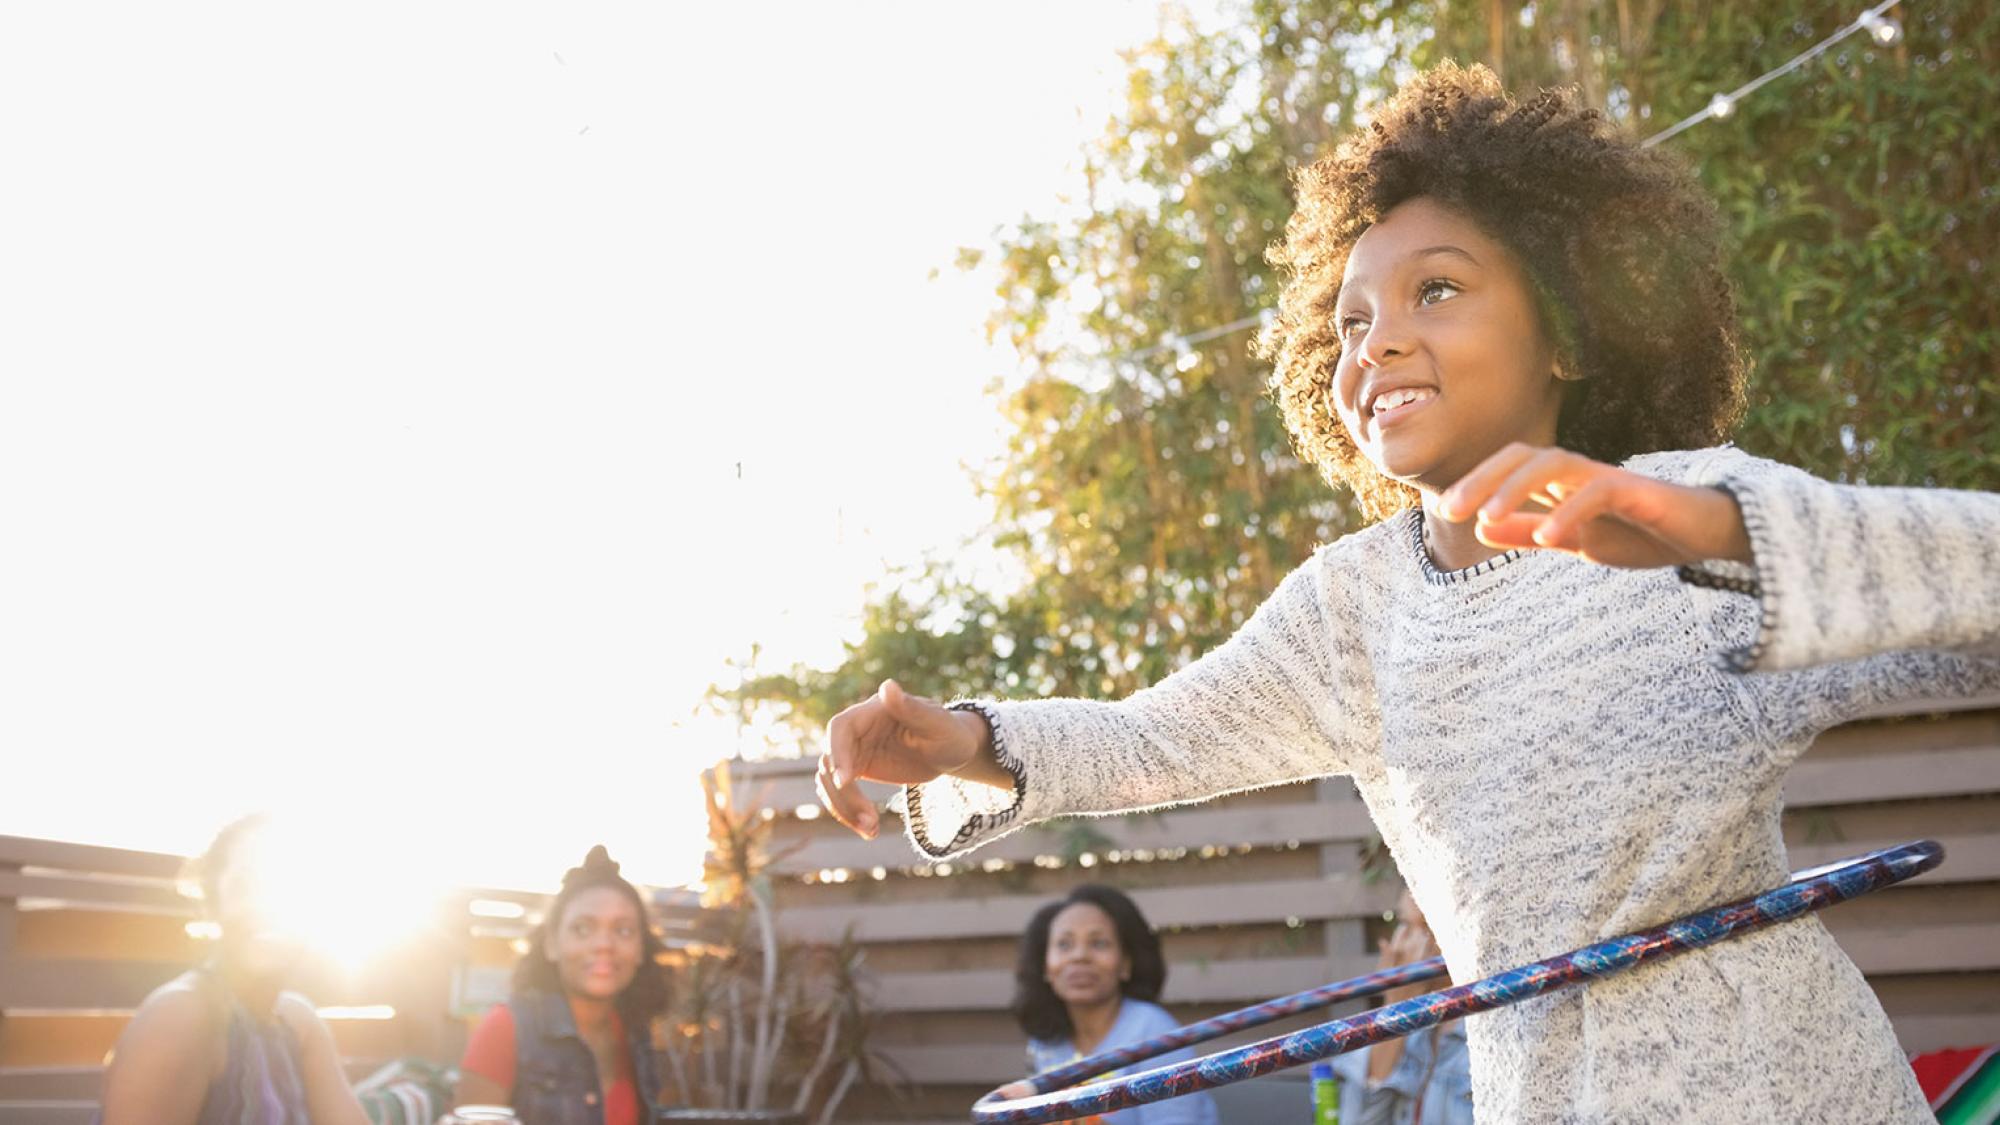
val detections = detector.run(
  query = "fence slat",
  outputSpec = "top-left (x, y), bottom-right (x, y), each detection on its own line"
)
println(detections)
top-left (781, 875), bottom-right (1398, 943)
top-left (769, 800), bottom-right (1374, 875)
top-left (1784, 745), bottom-right (2000, 808)
top-left (0, 958), bottom-right (183, 1010)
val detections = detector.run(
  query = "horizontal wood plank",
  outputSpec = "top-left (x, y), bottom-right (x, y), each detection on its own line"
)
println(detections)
top-left (0, 838), bottom-right (182, 881)
top-left (1787, 834), bottom-right (2000, 885)
top-left (0, 873), bottom-right (188, 916)
top-left (769, 800), bottom-right (1375, 875)
top-left (1830, 922), bottom-right (2000, 976)
top-left (781, 876), bottom-right (1397, 943)
top-left (0, 958), bottom-right (186, 1010)
top-left (1784, 745), bottom-right (2000, 808)
top-left (875, 953), bottom-right (1383, 1013)
top-left (0, 1102), bottom-right (99, 1125)
top-left (0, 1069), bottom-right (98, 1100)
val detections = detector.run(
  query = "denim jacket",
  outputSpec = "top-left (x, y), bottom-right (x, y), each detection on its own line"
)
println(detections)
top-left (510, 988), bottom-right (662, 1125)
top-left (1330, 1017), bottom-right (1474, 1125)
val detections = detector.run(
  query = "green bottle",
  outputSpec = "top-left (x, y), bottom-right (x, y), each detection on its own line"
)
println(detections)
top-left (1311, 1060), bottom-right (1340, 1124)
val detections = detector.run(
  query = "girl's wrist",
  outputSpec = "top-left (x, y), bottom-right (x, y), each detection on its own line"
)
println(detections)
top-left (1700, 485), bottom-right (1755, 564)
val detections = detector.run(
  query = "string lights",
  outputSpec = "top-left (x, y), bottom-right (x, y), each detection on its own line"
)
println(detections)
top-left (1641, 0), bottom-right (1907, 147)
top-left (1105, 0), bottom-right (1913, 367)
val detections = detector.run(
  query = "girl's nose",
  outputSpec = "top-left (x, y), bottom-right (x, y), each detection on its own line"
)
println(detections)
top-left (1355, 313), bottom-right (1412, 370)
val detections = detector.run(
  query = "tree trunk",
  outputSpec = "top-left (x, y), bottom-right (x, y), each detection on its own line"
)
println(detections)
top-left (1488, 0), bottom-right (1508, 80)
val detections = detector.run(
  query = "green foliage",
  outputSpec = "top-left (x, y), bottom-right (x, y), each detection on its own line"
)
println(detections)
top-left (719, 0), bottom-right (1998, 735)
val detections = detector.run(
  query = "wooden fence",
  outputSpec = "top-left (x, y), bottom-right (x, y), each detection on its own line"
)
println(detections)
top-left (727, 693), bottom-right (2000, 1123)
top-left (0, 836), bottom-right (701, 1124)
top-left (5, 693), bottom-right (1994, 1124)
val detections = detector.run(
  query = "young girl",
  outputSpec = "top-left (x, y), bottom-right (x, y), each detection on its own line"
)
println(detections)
top-left (813, 64), bottom-right (1999, 1121)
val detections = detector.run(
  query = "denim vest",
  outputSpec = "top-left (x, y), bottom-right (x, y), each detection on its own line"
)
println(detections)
top-left (510, 988), bottom-right (662, 1125)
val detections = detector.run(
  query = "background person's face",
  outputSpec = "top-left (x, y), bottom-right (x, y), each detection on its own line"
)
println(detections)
top-left (1044, 901), bottom-right (1130, 1009)
top-left (210, 841), bottom-right (309, 979)
top-left (546, 885), bottom-right (644, 1002)
top-left (1331, 196), bottom-right (1566, 494)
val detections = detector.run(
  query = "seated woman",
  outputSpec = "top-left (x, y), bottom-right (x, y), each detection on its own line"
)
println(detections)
top-left (1330, 888), bottom-right (1473, 1125)
top-left (98, 814), bottom-right (371, 1125)
top-left (454, 846), bottom-right (668, 1125)
top-left (1014, 885), bottom-right (1218, 1125)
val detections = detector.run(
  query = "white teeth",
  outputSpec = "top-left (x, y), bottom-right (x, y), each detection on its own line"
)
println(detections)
top-left (1372, 387), bottom-right (1434, 415)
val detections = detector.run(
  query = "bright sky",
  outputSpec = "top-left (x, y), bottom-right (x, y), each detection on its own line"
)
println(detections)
top-left (1, 2), bottom-right (1200, 894)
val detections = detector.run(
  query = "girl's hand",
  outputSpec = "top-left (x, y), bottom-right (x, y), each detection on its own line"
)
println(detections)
top-left (1439, 443), bottom-right (1752, 568)
top-left (818, 680), bottom-right (990, 839)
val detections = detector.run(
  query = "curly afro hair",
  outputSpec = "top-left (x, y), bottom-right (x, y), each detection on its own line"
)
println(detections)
top-left (1261, 62), bottom-right (1747, 520)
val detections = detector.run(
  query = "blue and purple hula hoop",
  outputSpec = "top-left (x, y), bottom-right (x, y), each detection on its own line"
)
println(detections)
top-left (971, 839), bottom-right (1942, 1125)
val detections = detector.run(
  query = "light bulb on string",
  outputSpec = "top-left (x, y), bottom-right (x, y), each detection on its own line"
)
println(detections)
top-left (1707, 92), bottom-right (1737, 120)
top-left (1860, 11), bottom-right (1903, 46)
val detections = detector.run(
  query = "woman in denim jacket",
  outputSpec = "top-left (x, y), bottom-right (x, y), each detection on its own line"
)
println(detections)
top-left (456, 847), bottom-right (668, 1125)
top-left (1330, 889), bottom-right (1473, 1125)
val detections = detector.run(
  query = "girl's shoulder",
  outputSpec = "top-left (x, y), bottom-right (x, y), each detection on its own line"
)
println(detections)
top-left (1623, 443), bottom-right (1791, 486)
top-left (1308, 508), bottom-right (1415, 577)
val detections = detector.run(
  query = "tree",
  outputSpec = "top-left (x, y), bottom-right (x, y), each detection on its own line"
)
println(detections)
top-left (718, 0), bottom-right (1999, 735)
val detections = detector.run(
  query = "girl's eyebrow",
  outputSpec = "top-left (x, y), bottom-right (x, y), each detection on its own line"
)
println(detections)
top-left (1412, 244), bottom-right (1481, 267)
top-left (1337, 244), bottom-right (1483, 307)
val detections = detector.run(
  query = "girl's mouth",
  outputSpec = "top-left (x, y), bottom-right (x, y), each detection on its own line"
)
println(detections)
top-left (1371, 386), bottom-right (1438, 429)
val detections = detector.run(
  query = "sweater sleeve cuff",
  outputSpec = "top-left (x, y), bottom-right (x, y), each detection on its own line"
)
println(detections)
top-left (902, 701), bottom-right (1028, 860)
top-left (1695, 477), bottom-right (1784, 673)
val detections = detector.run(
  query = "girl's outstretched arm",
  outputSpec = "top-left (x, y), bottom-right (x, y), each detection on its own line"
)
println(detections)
top-left (1444, 442), bottom-right (2000, 673)
top-left (821, 549), bottom-right (1362, 859)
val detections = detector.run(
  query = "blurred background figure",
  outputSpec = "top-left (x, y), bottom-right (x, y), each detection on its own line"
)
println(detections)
top-left (1014, 884), bottom-right (1218, 1125)
top-left (97, 813), bottom-right (371, 1125)
top-left (1331, 888), bottom-right (1473, 1124)
top-left (453, 846), bottom-right (671, 1124)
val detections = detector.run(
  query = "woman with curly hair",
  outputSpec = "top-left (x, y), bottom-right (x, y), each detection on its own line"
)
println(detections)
top-left (454, 845), bottom-right (671, 1124)
top-left (1011, 885), bottom-right (1217, 1125)
top-left (815, 63), bottom-right (1999, 1120)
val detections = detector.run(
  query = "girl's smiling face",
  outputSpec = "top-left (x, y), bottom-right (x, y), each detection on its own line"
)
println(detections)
top-left (1332, 196), bottom-right (1567, 494)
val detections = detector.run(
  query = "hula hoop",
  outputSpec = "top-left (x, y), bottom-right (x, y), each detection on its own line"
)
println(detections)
top-left (972, 839), bottom-right (1942, 1125)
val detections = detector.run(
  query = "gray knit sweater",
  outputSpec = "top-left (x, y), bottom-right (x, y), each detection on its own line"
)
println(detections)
top-left (905, 446), bottom-right (2000, 1122)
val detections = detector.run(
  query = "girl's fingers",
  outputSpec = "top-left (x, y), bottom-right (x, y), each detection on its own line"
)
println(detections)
top-left (1479, 448), bottom-right (1590, 524)
top-left (1531, 475), bottom-right (1621, 549)
top-left (880, 679), bottom-right (948, 737)
top-left (822, 709), bottom-right (882, 838)
top-left (1439, 442), bottom-right (1539, 522)
top-left (1473, 512), bottom-right (1546, 550)
top-left (817, 753), bottom-right (877, 838)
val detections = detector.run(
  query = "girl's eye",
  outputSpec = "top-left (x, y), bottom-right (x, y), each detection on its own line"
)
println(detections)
top-left (1419, 279), bottom-right (1461, 305)
top-left (1337, 316), bottom-right (1368, 343)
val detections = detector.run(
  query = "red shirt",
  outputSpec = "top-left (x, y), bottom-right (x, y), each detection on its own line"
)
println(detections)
top-left (461, 1000), bottom-right (641, 1125)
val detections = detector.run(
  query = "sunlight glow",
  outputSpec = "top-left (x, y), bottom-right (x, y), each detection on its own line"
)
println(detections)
top-left (316, 1005), bottom-right (398, 1021)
